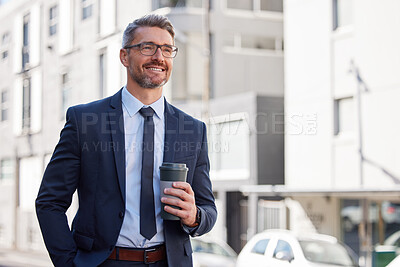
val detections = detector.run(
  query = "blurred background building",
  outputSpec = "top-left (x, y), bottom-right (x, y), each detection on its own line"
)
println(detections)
top-left (0, 0), bottom-right (399, 266)
top-left (243, 0), bottom-right (400, 266)
top-left (0, 0), bottom-right (284, 256)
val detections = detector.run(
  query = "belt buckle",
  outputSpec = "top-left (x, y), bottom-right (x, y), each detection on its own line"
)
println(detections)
top-left (144, 247), bottom-right (157, 264)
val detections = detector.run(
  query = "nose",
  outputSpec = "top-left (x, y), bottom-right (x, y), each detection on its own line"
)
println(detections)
top-left (151, 47), bottom-right (164, 61)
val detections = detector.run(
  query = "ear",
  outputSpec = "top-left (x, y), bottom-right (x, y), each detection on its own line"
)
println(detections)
top-left (120, 48), bottom-right (129, 67)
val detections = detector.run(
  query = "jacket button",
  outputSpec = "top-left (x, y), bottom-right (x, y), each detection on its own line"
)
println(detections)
top-left (119, 211), bottom-right (124, 218)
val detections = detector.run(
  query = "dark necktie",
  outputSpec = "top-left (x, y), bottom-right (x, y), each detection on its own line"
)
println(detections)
top-left (139, 107), bottom-right (157, 240)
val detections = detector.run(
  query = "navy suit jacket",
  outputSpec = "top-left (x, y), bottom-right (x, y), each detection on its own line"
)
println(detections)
top-left (36, 89), bottom-right (217, 267)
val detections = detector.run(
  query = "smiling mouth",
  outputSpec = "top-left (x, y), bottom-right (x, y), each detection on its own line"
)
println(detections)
top-left (145, 67), bottom-right (164, 72)
top-left (144, 62), bottom-right (166, 72)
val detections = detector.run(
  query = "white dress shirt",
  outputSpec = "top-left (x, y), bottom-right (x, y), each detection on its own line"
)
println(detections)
top-left (116, 86), bottom-right (165, 248)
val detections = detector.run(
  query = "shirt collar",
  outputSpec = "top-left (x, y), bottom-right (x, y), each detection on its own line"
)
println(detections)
top-left (122, 86), bottom-right (164, 119)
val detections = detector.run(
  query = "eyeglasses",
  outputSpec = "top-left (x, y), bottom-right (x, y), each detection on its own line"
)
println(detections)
top-left (124, 42), bottom-right (178, 58)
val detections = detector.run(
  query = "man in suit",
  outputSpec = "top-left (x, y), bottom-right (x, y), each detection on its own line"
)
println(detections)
top-left (36, 14), bottom-right (217, 267)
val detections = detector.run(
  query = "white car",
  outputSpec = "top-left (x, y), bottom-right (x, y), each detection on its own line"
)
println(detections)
top-left (191, 236), bottom-right (237, 267)
top-left (236, 229), bottom-right (358, 267)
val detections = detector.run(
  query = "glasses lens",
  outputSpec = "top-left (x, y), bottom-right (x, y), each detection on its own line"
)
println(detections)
top-left (161, 46), bottom-right (175, 58)
top-left (139, 43), bottom-right (177, 58)
top-left (140, 43), bottom-right (157, 56)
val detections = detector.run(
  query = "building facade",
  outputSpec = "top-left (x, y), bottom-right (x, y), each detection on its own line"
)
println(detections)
top-left (159, 0), bottom-right (284, 251)
top-left (0, 0), bottom-right (285, 255)
top-left (281, 0), bottom-right (400, 264)
top-left (0, 0), bottom-right (153, 252)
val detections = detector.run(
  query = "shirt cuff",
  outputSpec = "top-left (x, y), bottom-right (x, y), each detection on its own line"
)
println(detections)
top-left (182, 223), bottom-right (200, 236)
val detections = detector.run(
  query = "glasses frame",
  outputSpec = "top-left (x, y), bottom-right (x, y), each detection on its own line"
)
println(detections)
top-left (124, 42), bottom-right (178, 58)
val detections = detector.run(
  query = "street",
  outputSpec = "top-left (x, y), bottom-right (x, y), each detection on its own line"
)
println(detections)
top-left (0, 248), bottom-right (52, 267)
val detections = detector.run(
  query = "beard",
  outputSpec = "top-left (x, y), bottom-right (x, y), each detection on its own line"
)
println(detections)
top-left (129, 62), bottom-right (168, 89)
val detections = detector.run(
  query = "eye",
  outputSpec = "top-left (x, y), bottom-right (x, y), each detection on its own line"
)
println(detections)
top-left (142, 44), bottom-right (155, 51)
top-left (162, 46), bottom-right (174, 55)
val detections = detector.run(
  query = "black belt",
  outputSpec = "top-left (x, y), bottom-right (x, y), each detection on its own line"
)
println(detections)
top-left (108, 245), bottom-right (166, 264)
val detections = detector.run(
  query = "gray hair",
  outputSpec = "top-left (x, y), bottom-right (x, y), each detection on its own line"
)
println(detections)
top-left (122, 14), bottom-right (175, 48)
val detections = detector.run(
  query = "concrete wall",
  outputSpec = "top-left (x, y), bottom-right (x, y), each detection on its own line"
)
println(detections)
top-left (284, 0), bottom-right (400, 250)
top-left (284, 0), bottom-right (333, 189)
top-left (285, 0), bottom-right (400, 189)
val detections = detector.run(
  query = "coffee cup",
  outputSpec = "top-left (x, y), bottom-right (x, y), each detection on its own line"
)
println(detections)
top-left (160, 162), bottom-right (188, 220)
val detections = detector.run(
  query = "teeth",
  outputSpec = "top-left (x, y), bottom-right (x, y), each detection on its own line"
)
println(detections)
top-left (147, 67), bottom-right (163, 71)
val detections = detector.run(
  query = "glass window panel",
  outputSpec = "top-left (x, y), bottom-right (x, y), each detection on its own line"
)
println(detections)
top-left (49, 5), bottom-right (58, 36)
top-left (0, 159), bottom-right (14, 180)
top-left (2, 32), bottom-right (10, 45)
top-left (242, 35), bottom-right (276, 50)
top-left (61, 73), bottom-right (72, 119)
top-left (82, 0), bottom-right (93, 20)
top-left (158, 0), bottom-right (202, 8)
top-left (333, 0), bottom-right (354, 30)
top-left (22, 15), bottom-right (30, 69)
top-left (1, 90), bottom-right (8, 121)
top-left (260, 0), bottom-right (283, 12)
top-left (227, 0), bottom-right (252, 10)
top-left (210, 117), bottom-right (250, 173)
top-left (99, 53), bottom-right (106, 98)
top-left (334, 97), bottom-right (354, 135)
top-left (2, 51), bottom-right (8, 59)
top-left (299, 240), bottom-right (356, 266)
top-left (251, 239), bottom-right (270, 254)
top-left (22, 78), bottom-right (31, 129)
top-left (273, 240), bottom-right (294, 259)
top-left (220, 120), bottom-right (250, 170)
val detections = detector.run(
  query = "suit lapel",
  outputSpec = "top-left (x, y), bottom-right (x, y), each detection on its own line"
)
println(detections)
top-left (109, 89), bottom-right (126, 203)
top-left (163, 99), bottom-right (178, 163)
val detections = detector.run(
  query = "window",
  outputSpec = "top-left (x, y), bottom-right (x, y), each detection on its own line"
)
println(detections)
top-left (0, 159), bottom-right (13, 180)
top-left (1, 89), bottom-right (8, 121)
top-left (1, 32), bottom-right (10, 60)
top-left (61, 73), bottom-right (72, 119)
top-left (333, 0), bottom-right (353, 30)
top-left (339, 199), bottom-right (400, 258)
top-left (299, 239), bottom-right (356, 266)
top-left (227, 0), bottom-right (252, 10)
top-left (334, 97), bottom-right (354, 135)
top-left (273, 240), bottom-right (294, 260)
top-left (22, 78), bottom-right (31, 130)
top-left (241, 35), bottom-right (280, 50)
top-left (223, 33), bottom-right (283, 51)
top-left (227, 0), bottom-right (283, 12)
top-left (2, 50), bottom-right (8, 59)
top-left (22, 14), bottom-right (30, 70)
top-left (209, 113), bottom-right (250, 179)
top-left (82, 0), bottom-right (93, 20)
top-left (260, 0), bottom-right (283, 12)
top-left (156, 0), bottom-right (202, 8)
top-left (49, 5), bottom-right (58, 36)
top-left (251, 239), bottom-right (270, 254)
top-left (99, 53), bottom-right (106, 98)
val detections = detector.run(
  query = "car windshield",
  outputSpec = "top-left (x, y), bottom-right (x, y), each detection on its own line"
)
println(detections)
top-left (299, 240), bottom-right (357, 266)
top-left (191, 239), bottom-right (235, 257)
